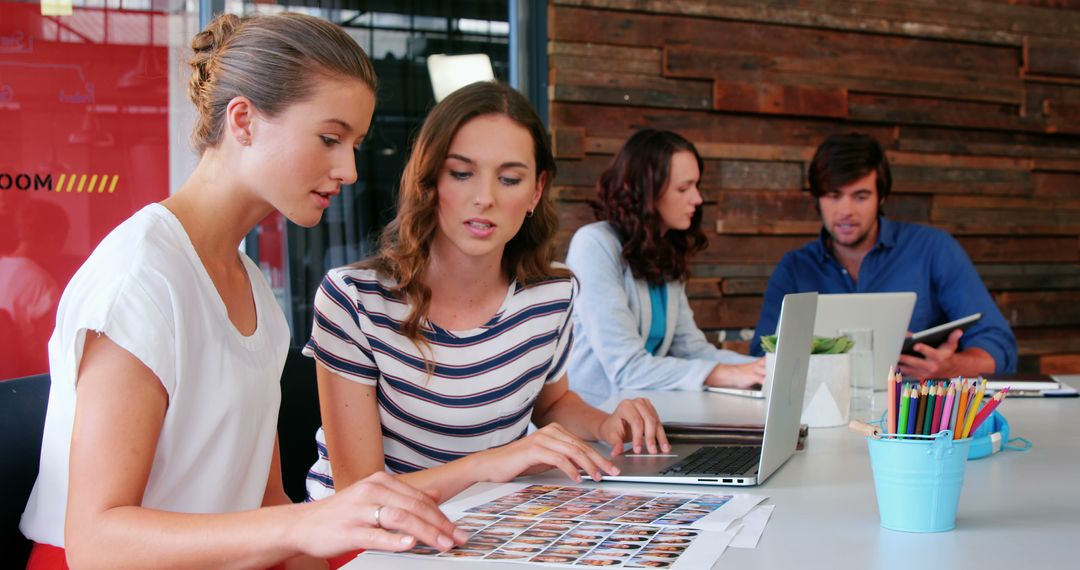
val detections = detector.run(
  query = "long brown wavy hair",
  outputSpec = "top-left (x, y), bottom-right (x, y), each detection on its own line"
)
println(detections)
top-left (362, 81), bottom-right (566, 343)
top-left (591, 128), bottom-right (708, 284)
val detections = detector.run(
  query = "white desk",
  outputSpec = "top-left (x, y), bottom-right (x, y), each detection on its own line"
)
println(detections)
top-left (344, 376), bottom-right (1080, 569)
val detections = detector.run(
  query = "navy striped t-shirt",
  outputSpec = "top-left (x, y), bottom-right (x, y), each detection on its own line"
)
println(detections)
top-left (303, 266), bottom-right (575, 499)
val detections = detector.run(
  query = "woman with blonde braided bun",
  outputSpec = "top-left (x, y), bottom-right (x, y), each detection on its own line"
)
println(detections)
top-left (19, 12), bottom-right (465, 570)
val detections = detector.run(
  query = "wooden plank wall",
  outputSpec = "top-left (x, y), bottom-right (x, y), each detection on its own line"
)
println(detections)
top-left (547, 0), bottom-right (1080, 373)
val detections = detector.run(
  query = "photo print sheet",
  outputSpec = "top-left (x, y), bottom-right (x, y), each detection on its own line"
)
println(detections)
top-left (359, 513), bottom-right (734, 569)
top-left (443, 483), bottom-right (766, 532)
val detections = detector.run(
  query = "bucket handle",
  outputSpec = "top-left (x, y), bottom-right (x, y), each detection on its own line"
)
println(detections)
top-left (928, 430), bottom-right (956, 459)
top-left (1004, 436), bottom-right (1032, 452)
top-left (868, 429), bottom-right (958, 459)
top-left (872, 414), bottom-right (958, 457)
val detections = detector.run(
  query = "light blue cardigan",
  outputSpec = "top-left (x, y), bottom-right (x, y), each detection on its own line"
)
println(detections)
top-left (566, 222), bottom-right (755, 406)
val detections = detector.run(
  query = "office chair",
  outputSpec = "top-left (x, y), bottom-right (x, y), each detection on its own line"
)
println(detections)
top-left (0, 373), bottom-right (51, 568)
top-left (277, 346), bottom-right (322, 503)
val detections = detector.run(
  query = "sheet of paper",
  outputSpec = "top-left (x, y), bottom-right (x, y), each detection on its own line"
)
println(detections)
top-left (360, 513), bottom-right (734, 569)
top-left (441, 482), bottom-right (766, 532)
top-left (727, 504), bottom-right (774, 549)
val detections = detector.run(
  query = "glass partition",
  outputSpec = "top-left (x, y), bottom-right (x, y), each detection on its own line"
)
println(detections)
top-left (0, 0), bottom-right (198, 380)
top-left (0, 1), bottom-right (514, 379)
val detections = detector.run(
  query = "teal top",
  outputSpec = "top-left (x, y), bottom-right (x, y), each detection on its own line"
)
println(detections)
top-left (644, 282), bottom-right (667, 355)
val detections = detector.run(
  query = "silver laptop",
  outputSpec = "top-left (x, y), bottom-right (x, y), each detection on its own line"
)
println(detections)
top-left (602, 292), bottom-right (818, 486)
top-left (814, 293), bottom-right (915, 391)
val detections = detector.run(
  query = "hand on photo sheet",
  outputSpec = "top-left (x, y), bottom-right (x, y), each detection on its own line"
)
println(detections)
top-left (358, 483), bottom-right (771, 568)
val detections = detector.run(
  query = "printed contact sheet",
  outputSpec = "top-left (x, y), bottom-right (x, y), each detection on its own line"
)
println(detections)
top-left (463, 484), bottom-right (732, 527)
top-left (359, 483), bottom-right (770, 568)
top-left (362, 513), bottom-right (731, 568)
top-left (446, 483), bottom-right (766, 531)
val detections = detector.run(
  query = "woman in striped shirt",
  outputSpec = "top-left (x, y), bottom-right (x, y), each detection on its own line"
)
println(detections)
top-left (305, 82), bottom-right (669, 507)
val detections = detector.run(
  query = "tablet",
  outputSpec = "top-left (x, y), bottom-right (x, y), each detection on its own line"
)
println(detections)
top-left (901, 313), bottom-right (981, 355)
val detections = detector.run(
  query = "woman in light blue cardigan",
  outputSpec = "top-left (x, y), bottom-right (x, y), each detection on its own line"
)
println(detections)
top-left (566, 129), bottom-right (764, 406)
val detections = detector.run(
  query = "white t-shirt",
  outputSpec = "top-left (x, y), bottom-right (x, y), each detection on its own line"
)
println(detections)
top-left (20, 204), bottom-right (290, 547)
top-left (303, 267), bottom-right (575, 501)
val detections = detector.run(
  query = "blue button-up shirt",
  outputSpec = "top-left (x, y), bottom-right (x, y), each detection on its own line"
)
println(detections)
top-left (749, 217), bottom-right (1017, 373)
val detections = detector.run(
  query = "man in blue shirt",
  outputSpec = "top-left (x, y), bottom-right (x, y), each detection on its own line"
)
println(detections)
top-left (750, 133), bottom-right (1017, 376)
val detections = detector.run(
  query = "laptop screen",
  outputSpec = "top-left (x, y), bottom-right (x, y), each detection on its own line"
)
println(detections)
top-left (756, 292), bottom-right (817, 483)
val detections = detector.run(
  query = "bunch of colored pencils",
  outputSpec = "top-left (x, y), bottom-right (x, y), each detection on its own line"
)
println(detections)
top-left (885, 368), bottom-right (1009, 439)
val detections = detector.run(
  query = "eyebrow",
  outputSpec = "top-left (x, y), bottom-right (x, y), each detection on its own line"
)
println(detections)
top-left (446, 153), bottom-right (530, 170)
top-left (322, 118), bottom-right (354, 132)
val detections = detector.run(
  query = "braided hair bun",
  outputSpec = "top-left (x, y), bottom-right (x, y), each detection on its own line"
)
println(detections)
top-left (183, 12), bottom-right (376, 154)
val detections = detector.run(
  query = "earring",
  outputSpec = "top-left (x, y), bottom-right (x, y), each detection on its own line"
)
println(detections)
top-left (526, 209), bottom-right (535, 218)
top-left (238, 136), bottom-right (250, 146)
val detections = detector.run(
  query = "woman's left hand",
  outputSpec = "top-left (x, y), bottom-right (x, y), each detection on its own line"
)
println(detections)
top-left (597, 397), bottom-right (670, 456)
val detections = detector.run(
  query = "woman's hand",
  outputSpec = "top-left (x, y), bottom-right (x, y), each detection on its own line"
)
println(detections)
top-left (597, 397), bottom-right (670, 456)
top-left (472, 423), bottom-right (621, 484)
top-left (292, 471), bottom-right (468, 558)
top-left (705, 358), bottom-right (765, 390)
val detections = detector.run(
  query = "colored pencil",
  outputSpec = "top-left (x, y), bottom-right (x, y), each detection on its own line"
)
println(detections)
top-left (938, 383), bottom-right (956, 434)
top-left (967, 389), bottom-right (1008, 435)
top-left (930, 384), bottom-right (945, 435)
top-left (898, 385), bottom-right (911, 436)
top-left (887, 365), bottom-right (897, 435)
top-left (953, 381), bottom-right (971, 439)
top-left (907, 388), bottom-right (920, 436)
top-left (914, 382), bottom-right (929, 435)
top-left (894, 376), bottom-right (904, 430)
top-left (896, 371), bottom-right (904, 412)
top-left (961, 380), bottom-right (987, 439)
top-left (923, 382), bottom-right (937, 435)
top-left (950, 379), bottom-right (963, 433)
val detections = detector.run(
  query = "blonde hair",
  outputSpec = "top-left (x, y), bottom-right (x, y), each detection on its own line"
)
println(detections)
top-left (187, 12), bottom-right (377, 154)
top-left (363, 81), bottom-right (567, 343)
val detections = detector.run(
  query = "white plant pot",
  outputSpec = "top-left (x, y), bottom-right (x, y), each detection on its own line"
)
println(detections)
top-left (765, 352), bottom-right (852, 428)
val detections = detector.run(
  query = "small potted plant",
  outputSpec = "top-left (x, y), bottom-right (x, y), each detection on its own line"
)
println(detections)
top-left (760, 334), bottom-right (855, 427)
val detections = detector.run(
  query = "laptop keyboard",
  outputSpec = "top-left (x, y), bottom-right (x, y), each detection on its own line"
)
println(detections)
top-left (660, 446), bottom-right (761, 476)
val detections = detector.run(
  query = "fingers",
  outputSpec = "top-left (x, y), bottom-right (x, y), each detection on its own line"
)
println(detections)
top-left (914, 343), bottom-right (949, 364)
top-left (368, 474), bottom-right (458, 535)
top-left (602, 420), bottom-right (626, 457)
top-left (739, 361), bottom-right (766, 388)
top-left (536, 425), bottom-right (617, 481)
top-left (351, 525), bottom-right (422, 552)
top-left (611, 399), bottom-right (669, 454)
top-left (372, 503), bottom-right (462, 551)
top-left (897, 354), bottom-right (933, 378)
top-left (617, 400), bottom-right (646, 454)
top-left (350, 473), bottom-right (467, 548)
top-left (943, 329), bottom-right (963, 349)
top-left (534, 446), bottom-right (591, 482)
top-left (897, 354), bottom-right (921, 368)
top-left (631, 399), bottom-right (659, 454)
top-left (638, 399), bottom-right (671, 453)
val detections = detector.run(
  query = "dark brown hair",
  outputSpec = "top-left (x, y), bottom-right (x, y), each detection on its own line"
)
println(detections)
top-left (363, 81), bottom-right (565, 343)
top-left (808, 132), bottom-right (892, 202)
top-left (187, 12), bottom-right (378, 154)
top-left (591, 128), bottom-right (707, 284)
